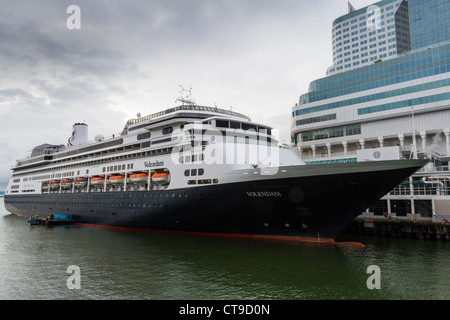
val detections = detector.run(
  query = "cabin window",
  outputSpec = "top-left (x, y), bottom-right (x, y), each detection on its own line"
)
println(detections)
top-left (184, 170), bottom-right (190, 177)
top-left (141, 141), bottom-right (151, 148)
top-left (137, 132), bottom-right (151, 140)
top-left (162, 127), bottom-right (173, 135)
top-left (230, 121), bottom-right (240, 129)
top-left (242, 123), bottom-right (257, 131)
top-left (216, 120), bottom-right (229, 128)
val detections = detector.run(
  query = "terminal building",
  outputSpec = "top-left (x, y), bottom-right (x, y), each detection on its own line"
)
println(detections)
top-left (291, 0), bottom-right (450, 222)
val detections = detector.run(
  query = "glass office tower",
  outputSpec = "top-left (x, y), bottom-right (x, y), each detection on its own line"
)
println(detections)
top-left (292, 0), bottom-right (450, 222)
top-left (409, 0), bottom-right (450, 50)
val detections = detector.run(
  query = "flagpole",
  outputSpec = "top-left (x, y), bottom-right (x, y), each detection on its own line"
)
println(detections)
top-left (411, 106), bottom-right (418, 159)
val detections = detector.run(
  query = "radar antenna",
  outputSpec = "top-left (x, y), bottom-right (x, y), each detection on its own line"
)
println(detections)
top-left (176, 85), bottom-right (196, 106)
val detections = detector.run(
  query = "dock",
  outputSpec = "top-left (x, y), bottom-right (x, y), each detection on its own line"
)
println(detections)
top-left (342, 215), bottom-right (450, 241)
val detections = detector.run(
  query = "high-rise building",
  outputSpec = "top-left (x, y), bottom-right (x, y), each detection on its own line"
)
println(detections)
top-left (292, 0), bottom-right (450, 222)
top-left (328, 0), bottom-right (406, 75)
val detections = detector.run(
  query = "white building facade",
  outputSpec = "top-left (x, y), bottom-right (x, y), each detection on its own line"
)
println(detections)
top-left (292, 0), bottom-right (450, 222)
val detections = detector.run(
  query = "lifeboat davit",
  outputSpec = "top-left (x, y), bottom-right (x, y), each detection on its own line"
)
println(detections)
top-left (108, 175), bottom-right (125, 184)
top-left (152, 172), bottom-right (169, 183)
top-left (129, 172), bottom-right (149, 184)
top-left (90, 176), bottom-right (105, 186)
top-left (61, 179), bottom-right (73, 189)
top-left (74, 178), bottom-right (88, 187)
top-left (49, 180), bottom-right (60, 190)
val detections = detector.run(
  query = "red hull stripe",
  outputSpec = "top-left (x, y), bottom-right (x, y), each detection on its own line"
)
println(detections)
top-left (75, 222), bottom-right (365, 247)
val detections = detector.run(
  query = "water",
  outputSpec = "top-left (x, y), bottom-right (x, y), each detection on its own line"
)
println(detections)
top-left (0, 198), bottom-right (449, 300)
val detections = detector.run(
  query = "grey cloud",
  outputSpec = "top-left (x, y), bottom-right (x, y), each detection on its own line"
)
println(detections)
top-left (0, 0), bottom-right (347, 190)
top-left (0, 88), bottom-right (35, 103)
top-left (0, 22), bottom-right (135, 79)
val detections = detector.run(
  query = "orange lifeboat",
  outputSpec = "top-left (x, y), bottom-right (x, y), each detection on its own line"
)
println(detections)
top-left (74, 177), bottom-right (88, 187)
top-left (49, 180), bottom-right (60, 190)
top-left (129, 172), bottom-right (149, 183)
top-left (152, 172), bottom-right (169, 183)
top-left (61, 179), bottom-right (73, 189)
top-left (109, 175), bottom-right (126, 184)
top-left (90, 176), bottom-right (105, 186)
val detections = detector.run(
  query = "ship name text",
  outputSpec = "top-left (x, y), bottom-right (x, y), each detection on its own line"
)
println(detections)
top-left (144, 160), bottom-right (164, 168)
top-left (246, 191), bottom-right (282, 197)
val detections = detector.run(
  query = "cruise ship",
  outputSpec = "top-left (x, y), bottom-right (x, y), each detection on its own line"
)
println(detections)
top-left (4, 99), bottom-right (428, 243)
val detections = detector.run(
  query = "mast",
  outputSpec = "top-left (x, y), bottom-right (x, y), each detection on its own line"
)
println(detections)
top-left (177, 85), bottom-right (196, 106)
top-left (411, 106), bottom-right (418, 159)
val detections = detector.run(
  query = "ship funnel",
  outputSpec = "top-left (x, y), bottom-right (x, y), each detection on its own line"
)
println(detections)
top-left (68, 123), bottom-right (88, 146)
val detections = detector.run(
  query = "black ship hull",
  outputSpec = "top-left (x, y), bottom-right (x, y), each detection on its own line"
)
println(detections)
top-left (4, 160), bottom-right (427, 243)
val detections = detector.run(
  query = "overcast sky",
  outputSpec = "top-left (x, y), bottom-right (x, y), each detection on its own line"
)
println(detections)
top-left (0, 0), bottom-right (377, 190)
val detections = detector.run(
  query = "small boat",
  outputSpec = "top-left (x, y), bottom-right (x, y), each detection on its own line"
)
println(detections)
top-left (74, 177), bottom-right (88, 187)
top-left (27, 214), bottom-right (74, 226)
top-left (130, 172), bottom-right (149, 183)
top-left (152, 172), bottom-right (169, 183)
top-left (90, 176), bottom-right (105, 185)
top-left (28, 215), bottom-right (41, 225)
top-left (108, 175), bottom-right (126, 184)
